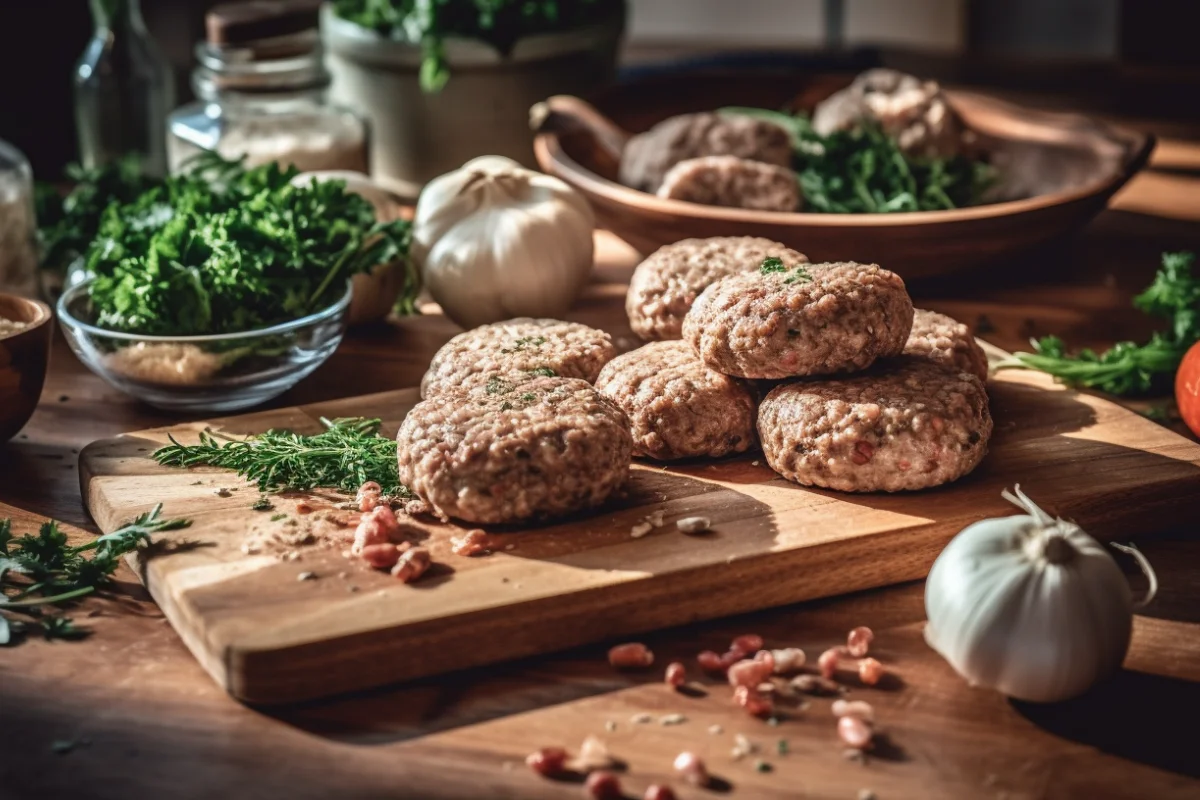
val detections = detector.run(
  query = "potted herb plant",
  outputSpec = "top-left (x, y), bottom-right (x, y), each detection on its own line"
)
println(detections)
top-left (322, 0), bottom-right (626, 198)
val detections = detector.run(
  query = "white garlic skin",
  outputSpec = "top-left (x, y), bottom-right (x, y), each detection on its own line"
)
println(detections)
top-left (924, 513), bottom-right (1132, 703)
top-left (413, 155), bottom-right (595, 329)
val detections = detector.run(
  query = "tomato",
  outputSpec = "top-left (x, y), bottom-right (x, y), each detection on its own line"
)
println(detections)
top-left (1176, 340), bottom-right (1200, 437)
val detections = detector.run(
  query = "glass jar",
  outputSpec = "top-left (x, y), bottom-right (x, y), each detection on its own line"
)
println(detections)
top-left (0, 139), bottom-right (38, 297)
top-left (167, 28), bottom-right (368, 175)
top-left (74, 0), bottom-right (174, 178)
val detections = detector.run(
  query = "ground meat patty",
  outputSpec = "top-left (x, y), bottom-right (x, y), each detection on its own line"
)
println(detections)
top-left (683, 261), bottom-right (914, 379)
top-left (905, 308), bottom-right (989, 382)
top-left (595, 340), bottom-right (757, 461)
top-left (757, 357), bottom-right (991, 492)
top-left (657, 155), bottom-right (801, 212)
top-left (811, 68), bottom-right (963, 159)
top-left (619, 112), bottom-right (793, 193)
top-left (627, 237), bottom-right (808, 342)
top-left (397, 376), bottom-right (633, 523)
top-left (420, 318), bottom-right (617, 398)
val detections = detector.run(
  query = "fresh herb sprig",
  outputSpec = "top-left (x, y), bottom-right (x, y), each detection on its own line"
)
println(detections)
top-left (997, 252), bottom-right (1200, 395)
top-left (153, 417), bottom-right (410, 497)
top-left (0, 505), bottom-right (190, 645)
top-left (84, 155), bottom-right (416, 336)
top-left (721, 107), bottom-right (994, 213)
top-left (333, 0), bottom-right (625, 92)
top-left (759, 256), bottom-right (812, 284)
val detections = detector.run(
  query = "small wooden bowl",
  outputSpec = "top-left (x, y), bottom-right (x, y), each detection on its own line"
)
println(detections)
top-left (532, 72), bottom-right (1154, 278)
top-left (0, 294), bottom-right (53, 442)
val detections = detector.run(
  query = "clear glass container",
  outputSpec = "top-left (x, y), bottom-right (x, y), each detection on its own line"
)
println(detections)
top-left (0, 139), bottom-right (38, 297)
top-left (168, 31), bottom-right (368, 175)
top-left (57, 280), bottom-right (353, 413)
top-left (74, 0), bottom-right (174, 178)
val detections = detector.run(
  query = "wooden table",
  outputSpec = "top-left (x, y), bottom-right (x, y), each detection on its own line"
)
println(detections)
top-left (2, 121), bottom-right (1199, 800)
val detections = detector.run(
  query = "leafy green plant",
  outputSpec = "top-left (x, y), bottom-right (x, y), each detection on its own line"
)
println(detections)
top-left (82, 154), bottom-right (415, 336)
top-left (332, 0), bottom-right (625, 92)
top-left (721, 107), bottom-right (994, 213)
top-left (0, 506), bottom-right (190, 645)
top-left (153, 417), bottom-right (410, 497)
top-left (997, 252), bottom-right (1200, 395)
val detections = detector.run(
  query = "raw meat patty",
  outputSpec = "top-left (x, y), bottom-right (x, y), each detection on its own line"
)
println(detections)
top-left (811, 68), bottom-right (963, 159)
top-left (905, 308), bottom-right (989, 382)
top-left (595, 340), bottom-right (757, 460)
top-left (397, 376), bottom-right (633, 524)
top-left (657, 155), bottom-right (801, 212)
top-left (619, 112), bottom-right (793, 193)
top-left (757, 357), bottom-right (992, 492)
top-left (420, 318), bottom-right (617, 398)
top-left (626, 236), bottom-right (808, 342)
top-left (683, 261), bottom-right (914, 379)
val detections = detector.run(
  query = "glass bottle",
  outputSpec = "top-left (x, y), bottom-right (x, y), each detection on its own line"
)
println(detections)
top-left (0, 139), bottom-right (38, 297)
top-left (167, 5), bottom-right (368, 176)
top-left (74, 0), bottom-right (174, 178)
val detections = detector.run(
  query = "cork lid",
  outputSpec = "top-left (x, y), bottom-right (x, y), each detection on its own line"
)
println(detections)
top-left (206, 0), bottom-right (323, 47)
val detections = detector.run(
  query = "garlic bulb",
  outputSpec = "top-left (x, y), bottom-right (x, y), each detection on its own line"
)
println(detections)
top-left (412, 155), bottom-right (595, 329)
top-left (924, 486), bottom-right (1157, 703)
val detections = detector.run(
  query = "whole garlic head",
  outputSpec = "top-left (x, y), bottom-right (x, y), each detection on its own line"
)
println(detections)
top-left (413, 155), bottom-right (595, 329)
top-left (924, 486), bottom-right (1154, 703)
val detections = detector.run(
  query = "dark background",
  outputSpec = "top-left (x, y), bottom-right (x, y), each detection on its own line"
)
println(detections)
top-left (1, 0), bottom-right (1197, 180)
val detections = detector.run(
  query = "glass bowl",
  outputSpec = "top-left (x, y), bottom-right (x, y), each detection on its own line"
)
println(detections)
top-left (57, 280), bottom-right (352, 413)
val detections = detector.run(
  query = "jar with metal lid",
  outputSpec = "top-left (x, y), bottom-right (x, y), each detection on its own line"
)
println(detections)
top-left (167, 0), bottom-right (368, 175)
top-left (0, 138), bottom-right (38, 297)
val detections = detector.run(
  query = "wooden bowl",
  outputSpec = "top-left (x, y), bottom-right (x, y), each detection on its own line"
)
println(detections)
top-left (532, 72), bottom-right (1154, 279)
top-left (0, 294), bottom-right (53, 442)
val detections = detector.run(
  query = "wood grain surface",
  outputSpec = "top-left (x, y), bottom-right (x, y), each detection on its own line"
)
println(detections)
top-left (2, 84), bottom-right (1200, 800)
top-left (79, 357), bottom-right (1200, 704)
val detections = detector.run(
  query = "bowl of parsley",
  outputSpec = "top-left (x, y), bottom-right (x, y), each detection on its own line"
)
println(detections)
top-left (54, 155), bottom-right (413, 412)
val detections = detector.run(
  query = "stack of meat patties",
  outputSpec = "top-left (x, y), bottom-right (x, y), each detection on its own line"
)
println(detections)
top-left (612, 236), bottom-right (992, 492)
top-left (400, 236), bottom-right (991, 526)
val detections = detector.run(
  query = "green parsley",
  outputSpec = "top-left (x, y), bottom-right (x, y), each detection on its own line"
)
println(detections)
top-left (270, 513), bottom-right (288, 522)
top-left (81, 153), bottom-right (416, 336)
top-left (754, 759), bottom-right (772, 773)
top-left (519, 392), bottom-right (537, 402)
top-left (332, 0), bottom-right (625, 92)
top-left (997, 252), bottom-right (1199, 395)
top-left (251, 497), bottom-right (274, 512)
top-left (776, 739), bottom-right (789, 755)
top-left (760, 257), bottom-right (788, 274)
top-left (760, 256), bottom-right (811, 285)
top-left (153, 417), bottom-right (411, 497)
top-left (501, 336), bottom-right (547, 354)
top-left (486, 376), bottom-right (514, 395)
top-left (500, 401), bottom-right (514, 411)
top-left (526, 366), bottom-right (557, 377)
top-left (1, 506), bottom-right (190, 645)
top-left (722, 106), bottom-right (994, 213)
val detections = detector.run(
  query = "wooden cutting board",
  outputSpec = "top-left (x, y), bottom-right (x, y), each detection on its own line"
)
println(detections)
top-left (79, 358), bottom-right (1200, 704)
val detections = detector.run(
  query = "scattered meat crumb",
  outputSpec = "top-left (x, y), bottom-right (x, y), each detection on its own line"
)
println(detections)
top-left (673, 752), bottom-right (708, 785)
top-left (609, 642), bottom-right (654, 668)
top-left (665, 661), bottom-right (687, 688)
top-left (858, 790), bottom-right (877, 800)
top-left (751, 460), bottom-right (760, 467)
top-left (847, 626), bottom-right (874, 658)
top-left (708, 724), bottom-right (723, 735)
top-left (297, 571), bottom-right (316, 581)
top-left (630, 521), bottom-right (654, 538)
top-left (604, 720), bottom-right (617, 733)
top-left (771, 647), bottom-right (806, 673)
top-left (859, 657), bottom-right (885, 686)
top-left (585, 771), bottom-right (622, 799)
top-left (214, 488), bottom-right (232, 497)
top-left (451, 529), bottom-right (491, 557)
top-left (646, 509), bottom-right (666, 527)
top-left (525, 747), bottom-right (567, 777)
top-left (631, 713), bottom-right (653, 724)
top-left (576, 735), bottom-right (613, 771)
top-left (391, 547), bottom-right (432, 582)
top-left (676, 516), bottom-right (711, 534)
top-left (659, 713), bottom-right (688, 726)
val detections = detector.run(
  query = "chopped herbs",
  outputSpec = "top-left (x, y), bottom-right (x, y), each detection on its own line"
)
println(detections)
top-left (776, 739), bottom-right (789, 755)
top-left (722, 106), bottom-right (994, 213)
top-left (754, 759), bottom-right (772, 773)
top-left (0, 505), bottom-right (190, 645)
top-left (486, 376), bottom-right (514, 394)
top-left (527, 366), bottom-right (557, 377)
top-left (500, 401), bottom-right (514, 411)
top-left (760, 257), bottom-right (787, 274)
top-left (270, 513), bottom-right (288, 522)
top-left (153, 417), bottom-right (411, 497)
top-left (998, 252), bottom-right (1199, 395)
top-left (501, 336), bottom-right (547, 354)
top-left (251, 497), bottom-right (274, 511)
top-left (519, 392), bottom-right (537, 402)
top-left (332, 0), bottom-right (625, 92)
top-left (82, 153), bottom-right (416, 336)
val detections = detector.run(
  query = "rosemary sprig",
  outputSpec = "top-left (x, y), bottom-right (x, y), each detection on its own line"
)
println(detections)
top-left (152, 417), bottom-right (410, 497)
top-left (1, 505), bottom-right (191, 645)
